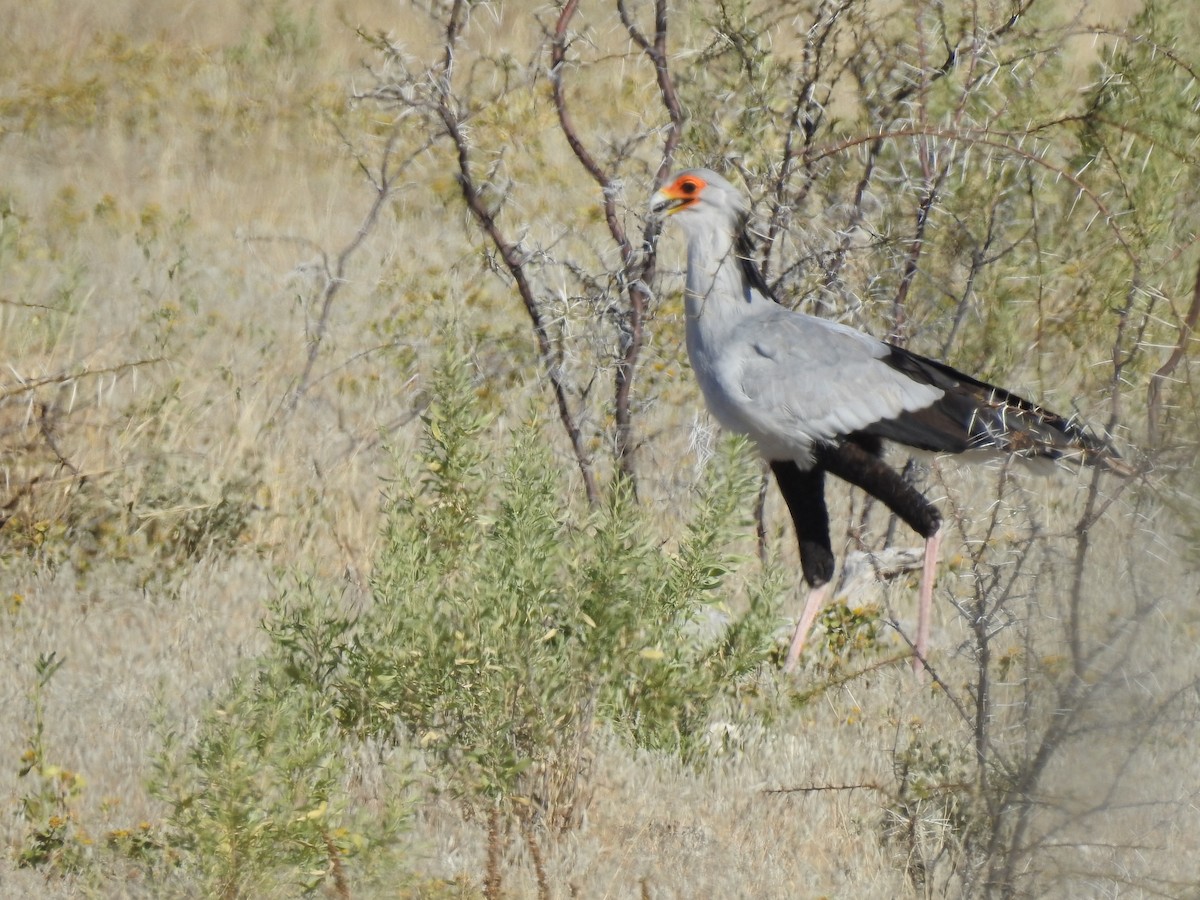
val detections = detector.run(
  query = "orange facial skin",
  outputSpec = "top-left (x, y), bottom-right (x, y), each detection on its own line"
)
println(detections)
top-left (655, 172), bottom-right (708, 214)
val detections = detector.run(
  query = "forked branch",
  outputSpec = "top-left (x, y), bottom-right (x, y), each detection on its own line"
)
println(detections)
top-left (438, 0), bottom-right (600, 503)
top-left (275, 128), bottom-right (404, 426)
top-left (551, 0), bottom-right (683, 486)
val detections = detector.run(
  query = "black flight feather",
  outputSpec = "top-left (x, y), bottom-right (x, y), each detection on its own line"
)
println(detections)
top-left (731, 224), bottom-right (1124, 471)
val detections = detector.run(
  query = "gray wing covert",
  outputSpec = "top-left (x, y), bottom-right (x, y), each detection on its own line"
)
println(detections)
top-left (731, 312), bottom-right (945, 447)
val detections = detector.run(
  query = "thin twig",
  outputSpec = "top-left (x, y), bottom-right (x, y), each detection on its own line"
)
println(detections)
top-left (808, 126), bottom-right (1135, 261)
top-left (274, 128), bottom-right (404, 425)
top-left (765, 780), bottom-right (887, 797)
top-left (1146, 260), bottom-right (1200, 448)
top-left (1, 358), bottom-right (163, 402)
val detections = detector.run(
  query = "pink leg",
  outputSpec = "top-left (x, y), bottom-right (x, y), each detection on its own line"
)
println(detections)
top-left (784, 582), bottom-right (832, 673)
top-left (912, 528), bottom-right (942, 677)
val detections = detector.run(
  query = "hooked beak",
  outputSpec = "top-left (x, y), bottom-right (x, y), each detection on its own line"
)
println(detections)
top-left (650, 187), bottom-right (690, 219)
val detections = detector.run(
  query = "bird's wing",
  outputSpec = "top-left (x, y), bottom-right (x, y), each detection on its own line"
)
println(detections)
top-left (867, 344), bottom-right (1127, 468)
top-left (721, 306), bottom-right (1126, 470)
top-left (719, 309), bottom-right (945, 453)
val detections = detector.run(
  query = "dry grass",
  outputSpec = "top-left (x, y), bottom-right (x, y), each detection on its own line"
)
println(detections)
top-left (2, 0), bottom-right (1198, 896)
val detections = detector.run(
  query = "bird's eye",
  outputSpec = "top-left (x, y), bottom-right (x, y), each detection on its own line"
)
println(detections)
top-left (679, 179), bottom-right (699, 195)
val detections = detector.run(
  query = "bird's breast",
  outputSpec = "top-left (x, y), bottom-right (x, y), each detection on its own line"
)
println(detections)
top-left (684, 306), bottom-right (818, 461)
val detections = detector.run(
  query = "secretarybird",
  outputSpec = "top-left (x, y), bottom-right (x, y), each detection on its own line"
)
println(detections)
top-left (650, 168), bottom-right (1128, 674)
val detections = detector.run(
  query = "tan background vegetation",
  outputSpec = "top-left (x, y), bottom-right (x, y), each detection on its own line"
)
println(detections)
top-left (2, 0), bottom-right (1198, 896)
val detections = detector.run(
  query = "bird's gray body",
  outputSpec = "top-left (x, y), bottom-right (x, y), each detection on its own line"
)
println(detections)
top-left (682, 232), bottom-right (943, 464)
top-left (652, 165), bottom-right (1126, 674)
top-left (656, 167), bottom-right (1119, 472)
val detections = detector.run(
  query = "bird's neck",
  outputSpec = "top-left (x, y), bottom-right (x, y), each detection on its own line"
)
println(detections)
top-left (684, 227), bottom-right (754, 320)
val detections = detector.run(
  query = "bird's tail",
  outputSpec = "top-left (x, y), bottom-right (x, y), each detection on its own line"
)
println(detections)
top-left (872, 346), bottom-right (1133, 475)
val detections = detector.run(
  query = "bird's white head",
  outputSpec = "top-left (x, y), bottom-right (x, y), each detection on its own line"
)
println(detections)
top-left (650, 168), bottom-right (747, 236)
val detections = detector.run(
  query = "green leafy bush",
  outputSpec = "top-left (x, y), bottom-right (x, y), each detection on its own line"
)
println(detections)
top-left (153, 662), bottom-right (367, 897)
top-left (299, 345), bottom-right (780, 827)
top-left (152, 584), bottom-right (409, 898)
top-left (151, 338), bottom-right (781, 896)
top-left (14, 652), bottom-right (91, 874)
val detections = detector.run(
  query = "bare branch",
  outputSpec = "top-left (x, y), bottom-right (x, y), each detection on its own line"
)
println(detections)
top-left (431, 6), bottom-right (599, 505)
top-left (274, 127), bottom-right (405, 426)
top-left (1, 358), bottom-right (164, 402)
top-left (547, 0), bottom-right (684, 487)
top-left (1146, 261), bottom-right (1200, 449)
